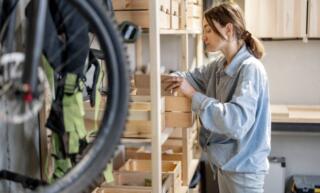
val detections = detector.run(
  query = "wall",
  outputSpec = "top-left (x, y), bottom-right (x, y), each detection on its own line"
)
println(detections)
top-left (263, 40), bottom-right (320, 190)
top-left (262, 40), bottom-right (320, 105)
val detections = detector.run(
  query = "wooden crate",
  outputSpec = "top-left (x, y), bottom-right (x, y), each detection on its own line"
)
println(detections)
top-left (113, 0), bottom-right (149, 10)
top-left (113, 0), bottom-right (170, 11)
top-left (114, 9), bottom-right (170, 29)
top-left (97, 173), bottom-right (173, 193)
top-left (186, 0), bottom-right (202, 31)
top-left (133, 74), bottom-right (185, 96)
top-left (130, 94), bottom-right (194, 129)
top-left (186, 17), bottom-right (202, 31)
top-left (118, 159), bottom-right (182, 193)
top-left (134, 74), bottom-right (172, 90)
top-left (165, 112), bottom-right (193, 128)
top-left (125, 137), bottom-right (196, 186)
top-left (187, 3), bottom-right (202, 18)
top-left (165, 96), bottom-right (191, 112)
top-left (171, 0), bottom-right (180, 29)
top-left (84, 97), bottom-right (166, 138)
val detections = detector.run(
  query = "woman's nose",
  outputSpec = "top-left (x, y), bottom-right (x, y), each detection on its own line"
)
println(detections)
top-left (203, 35), bottom-right (207, 42)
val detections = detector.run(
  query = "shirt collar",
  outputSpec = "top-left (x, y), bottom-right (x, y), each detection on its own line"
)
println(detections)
top-left (224, 45), bottom-right (251, 77)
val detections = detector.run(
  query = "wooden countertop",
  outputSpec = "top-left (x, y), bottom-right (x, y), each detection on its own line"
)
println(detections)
top-left (271, 105), bottom-right (320, 124)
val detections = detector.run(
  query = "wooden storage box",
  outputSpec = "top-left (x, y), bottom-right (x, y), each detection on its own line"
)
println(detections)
top-left (165, 112), bottom-right (193, 128)
top-left (134, 74), bottom-right (184, 96)
top-left (186, 0), bottom-right (202, 31)
top-left (186, 17), bottom-right (202, 31)
top-left (115, 10), bottom-right (170, 29)
top-left (113, 0), bottom-right (170, 11)
top-left (113, 0), bottom-right (171, 29)
top-left (131, 94), bottom-right (194, 129)
top-left (134, 74), bottom-right (171, 94)
top-left (97, 173), bottom-right (173, 193)
top-left (187, 3), bottom-right (202, 18)
top-left (125, 137), bottom-right (196, 186)
top-left (171, 0), bottom-right (180, 29)
top-left (118, 159), bottom-right (182, 193)
top-left (113, 0), bottom-right (149, 10)
top-left (84, 97), bottom-right (166, 138)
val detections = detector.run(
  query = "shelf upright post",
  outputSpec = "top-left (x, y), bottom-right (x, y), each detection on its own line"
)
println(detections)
top-left (196, 31), bottom-right (203, 68)
top-left (181, 34), bottom-right (189, 71)
top-left (150, 0), bottom-right (162, 193)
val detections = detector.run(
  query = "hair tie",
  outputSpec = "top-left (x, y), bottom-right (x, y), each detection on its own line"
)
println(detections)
top-left (241, 30), bottom-right (252, 41)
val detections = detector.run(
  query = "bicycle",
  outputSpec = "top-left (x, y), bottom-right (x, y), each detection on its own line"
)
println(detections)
top-left (0, 0), bottom-right (137, 192)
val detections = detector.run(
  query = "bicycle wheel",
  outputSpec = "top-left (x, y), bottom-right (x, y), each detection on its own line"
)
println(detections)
top-left (1, 0), bottom-right (129, 193)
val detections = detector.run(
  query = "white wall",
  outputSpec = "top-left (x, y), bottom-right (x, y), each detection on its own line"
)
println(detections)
top-left (262, 40), bottom-right (320, 105)
top-left (271, 133), bottom-right (320, 182)
top-left (264, 40), bottom-right (320, 190)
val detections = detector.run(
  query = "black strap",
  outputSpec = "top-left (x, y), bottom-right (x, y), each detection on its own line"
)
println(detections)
top-left (0, 170), bottom-right (47, 190)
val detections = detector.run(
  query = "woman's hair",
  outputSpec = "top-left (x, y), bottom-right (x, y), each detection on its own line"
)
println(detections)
top-left (204, 2), bottom-right (265, 59)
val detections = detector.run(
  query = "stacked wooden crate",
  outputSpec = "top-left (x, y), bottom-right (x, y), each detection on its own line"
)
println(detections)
top-left (125, 97), bottom-right (165, 138)
top-left (126, 133), bottom-right (198, 187)
top-left (133, 74), bottom-right (193, 129)
top-left (171, 0), bottom-right (181, 29)
top-left (113, 0), bottom-right (182, 30)
top-left (186, 0), bottom-right (202, 31)
top-left (97, 159), bottom-right (182, 193)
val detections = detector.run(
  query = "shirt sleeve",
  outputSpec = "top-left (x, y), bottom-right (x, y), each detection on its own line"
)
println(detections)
top-left (192, 63), bottom-right (262, 140)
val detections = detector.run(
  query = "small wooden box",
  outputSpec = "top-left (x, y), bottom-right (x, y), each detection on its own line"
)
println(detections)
top-left (84, 98), bottom-right (166, 138)
top-left (186, 17), bottom-right (202, 31)
top-left (187, 4), bottom-right (202, 18)
top-left (171, 0), bottom-right (180, 29)
top-left (171, 15), bottom-right (180, 29)
top-left (113, 0), bottom-right (170, 11)
top-left (186, 0), bottom-right (202, 31)
top-left (115, 10), bottom-right (170, 29)
top-left (97, 173), bottom-right (173, 193)
top-left (165, 96), bottom-right (191, 112)
top-left (134, 74), bottom-right (184, 96)
top-left (112, 0), bottom-right (149, 10)
top-left (118, 159), bottom-right (182, 193)
top-left (165, 112), bottom-right (193, 128)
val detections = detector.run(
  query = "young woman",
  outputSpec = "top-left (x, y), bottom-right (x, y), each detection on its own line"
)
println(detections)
top-left (166, 2), bottom-right (271, 193)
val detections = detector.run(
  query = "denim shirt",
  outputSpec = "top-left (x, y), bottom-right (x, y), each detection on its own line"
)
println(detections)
top-left (179, 45), bottom-right (271, 174)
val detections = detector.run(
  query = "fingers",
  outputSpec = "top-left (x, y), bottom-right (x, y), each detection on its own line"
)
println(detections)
top-left (166, 82), bottom-right (182, 91)
top-left (164, 77), bottom-right (183, 91)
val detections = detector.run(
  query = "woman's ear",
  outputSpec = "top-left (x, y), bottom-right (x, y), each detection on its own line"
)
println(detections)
top-left (225, 23), bottom-right (234, 41)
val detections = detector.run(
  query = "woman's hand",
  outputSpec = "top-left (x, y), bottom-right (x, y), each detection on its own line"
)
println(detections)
top-left (165, 76), bottom-right (196, 98)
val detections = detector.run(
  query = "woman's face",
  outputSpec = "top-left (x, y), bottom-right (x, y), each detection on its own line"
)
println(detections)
top-left (203, 18), bottom-right (227, 52)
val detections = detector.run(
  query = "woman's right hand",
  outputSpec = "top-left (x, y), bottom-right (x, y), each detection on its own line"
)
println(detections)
top-left (164, 76), bottom-right (184, 92)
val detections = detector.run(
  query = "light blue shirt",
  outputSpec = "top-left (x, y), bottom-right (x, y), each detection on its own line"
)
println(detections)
top-left (179, 45), bottom-right (271, 174)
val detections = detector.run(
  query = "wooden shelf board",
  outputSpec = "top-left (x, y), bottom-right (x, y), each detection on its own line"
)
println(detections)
top-left (141, 29), bottom-right (202, 35)
top-left (160, 29), bottom-right (187, 34)
top-left (121, 127), bottom-right (173, 147)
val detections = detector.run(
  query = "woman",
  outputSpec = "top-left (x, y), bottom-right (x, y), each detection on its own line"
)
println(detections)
top-left (166, 2), bottom-right (271, 193)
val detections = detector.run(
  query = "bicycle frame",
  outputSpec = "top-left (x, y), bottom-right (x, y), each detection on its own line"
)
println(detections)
top-left (22, 0), bottom-right (47, 101)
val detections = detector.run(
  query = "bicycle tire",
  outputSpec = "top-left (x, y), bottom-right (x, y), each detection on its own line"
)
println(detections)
top-left (32, 0), bottom-right (129, 193)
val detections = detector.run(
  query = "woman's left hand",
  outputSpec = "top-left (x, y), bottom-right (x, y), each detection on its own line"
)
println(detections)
top-left (165, 76), bottom-right (196, 98)
top-left (179, 79), bottom-right (196, 98)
